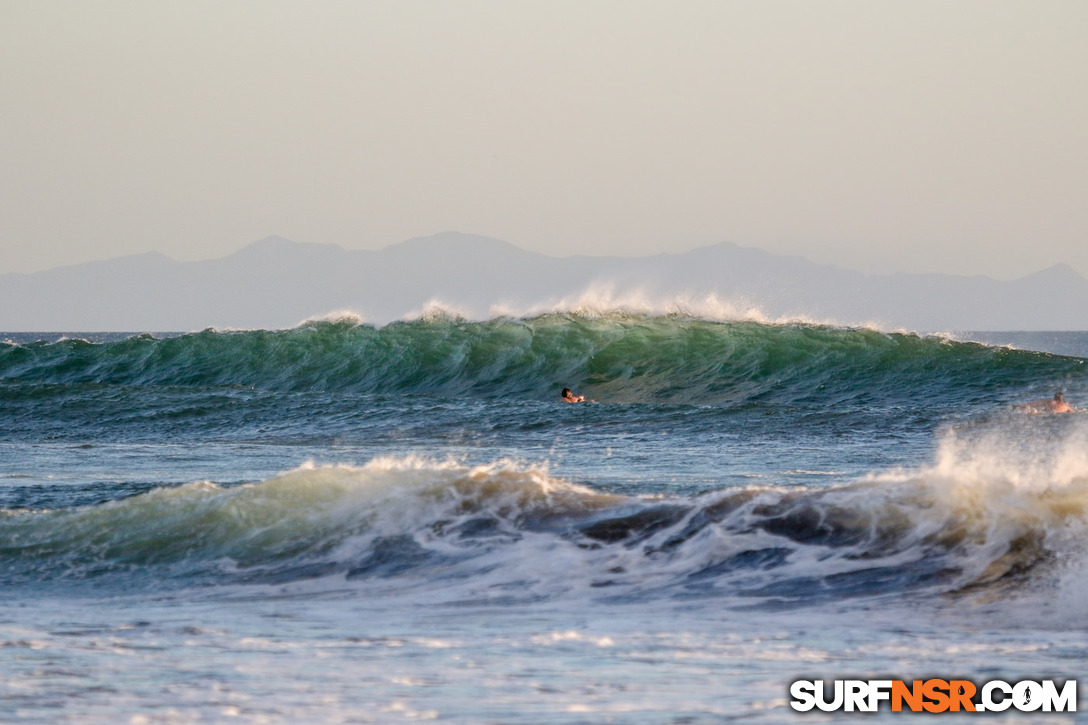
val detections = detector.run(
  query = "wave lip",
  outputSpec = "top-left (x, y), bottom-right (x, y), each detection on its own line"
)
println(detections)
top-left (488, 287), bottom-right (818, 326)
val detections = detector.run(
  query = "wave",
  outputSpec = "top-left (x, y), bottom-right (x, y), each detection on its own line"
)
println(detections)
top-left (4, 421), bottom-right (1087, 607)
top-left (2, 314), bottom-right (1084, 406)
top-left (485, 288), bottom-right (828, 326)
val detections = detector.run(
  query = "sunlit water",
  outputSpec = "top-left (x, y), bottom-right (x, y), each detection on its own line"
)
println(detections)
top-left (2, 321), bottom-right (1087, 723)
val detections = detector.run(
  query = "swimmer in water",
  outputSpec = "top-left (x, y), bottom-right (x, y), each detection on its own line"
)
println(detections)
top-left (1019, 392), bottom-right (1072, 414)
top-left (561, 387), bottom-right (585, 403)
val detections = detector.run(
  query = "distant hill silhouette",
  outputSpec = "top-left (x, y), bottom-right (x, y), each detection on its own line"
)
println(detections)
top-left (2, 232), bottom-right (1086, 330)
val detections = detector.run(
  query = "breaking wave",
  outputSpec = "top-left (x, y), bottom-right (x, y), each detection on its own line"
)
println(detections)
top-left (4, 421), bottom-right (1087, 607)
top-left (2, 314), bottom-right (1084, 407)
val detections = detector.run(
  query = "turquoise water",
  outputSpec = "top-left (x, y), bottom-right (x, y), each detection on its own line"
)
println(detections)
top-left (1, 316), bottom-right (1086, 722)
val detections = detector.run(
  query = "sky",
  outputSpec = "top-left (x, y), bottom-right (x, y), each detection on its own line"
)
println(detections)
top-left (2, 1), bottom-right (1086, 279)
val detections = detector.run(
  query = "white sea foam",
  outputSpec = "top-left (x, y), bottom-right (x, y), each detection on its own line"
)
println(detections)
top-left (490, 283), bottom-right (841, 326)
top-left (231, 285), bottom-right (937, 335)
top-left (8, 440), bottom-right (1086, 614)
top-left (290, 286), bottom-right (883, 330)
top-left (250, 448), bottom-right (1088, 609)
top-left (400, 299), bottom-right (474, 323)
top-left (930, 415), bottom-right (1088, 492)
top-left (858, 416), bottom-right (1088, 619)
top-left (295, 309), bottom-right (368, 327)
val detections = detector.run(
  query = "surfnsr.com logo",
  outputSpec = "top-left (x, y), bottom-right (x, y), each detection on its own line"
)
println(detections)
top-left (790, 679), bottom-right (1077, 713)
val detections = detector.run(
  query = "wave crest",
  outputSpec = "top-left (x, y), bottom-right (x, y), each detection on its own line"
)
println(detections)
top-left (3, 315), bottom-right (1081, 406)
top-left (3, 447), bottom-right (1086, 608)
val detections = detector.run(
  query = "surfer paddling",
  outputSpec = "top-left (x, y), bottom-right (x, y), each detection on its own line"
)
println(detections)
top-left (1018, 392), bottom-right (1073, 414)
top-left (561, 387), bottom-right (585, 403)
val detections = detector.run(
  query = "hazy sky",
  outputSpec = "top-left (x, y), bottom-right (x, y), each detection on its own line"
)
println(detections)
top-left (2, 1), bottom-right (1086, 278)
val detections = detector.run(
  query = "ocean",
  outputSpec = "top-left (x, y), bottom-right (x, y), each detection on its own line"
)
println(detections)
top-left (1, 314), bottom-right (1086, 723)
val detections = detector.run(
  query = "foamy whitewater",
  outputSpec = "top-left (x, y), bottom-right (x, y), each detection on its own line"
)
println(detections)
top-left (1, 314), bottom-right (1086, 723)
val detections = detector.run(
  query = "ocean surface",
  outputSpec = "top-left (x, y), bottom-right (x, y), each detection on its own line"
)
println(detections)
top-left (2, 314), bottom-right (1087, 723)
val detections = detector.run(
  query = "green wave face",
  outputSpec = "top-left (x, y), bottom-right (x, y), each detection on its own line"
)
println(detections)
top-left (1, 315), bottom-right (1084, 405)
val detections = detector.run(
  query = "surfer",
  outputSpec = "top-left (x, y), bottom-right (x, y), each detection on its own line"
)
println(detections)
top-left (561, 387), bottom-right (585, 403)
top-left (1018, 392), bottom-right (1072, 414)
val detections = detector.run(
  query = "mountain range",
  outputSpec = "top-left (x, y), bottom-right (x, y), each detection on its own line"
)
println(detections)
top-left (2, 232), bottom-right (1087, 331)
